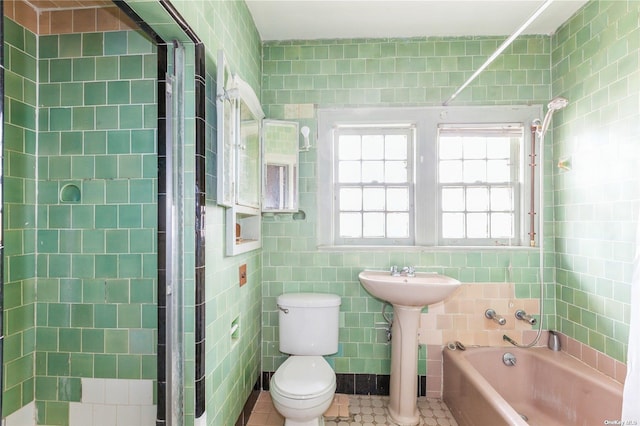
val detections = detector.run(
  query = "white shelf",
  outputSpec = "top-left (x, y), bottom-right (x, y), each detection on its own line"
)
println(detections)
top-left (226, 206), bottom-right (261, 256)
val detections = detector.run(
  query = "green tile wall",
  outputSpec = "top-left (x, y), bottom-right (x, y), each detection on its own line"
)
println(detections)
top-left (551, 0), bottom-right (640, 362)
top-left (32, 28), bottom-right (157, 424)
top-left (3, 16), bottom-right (38, 418)
top-left (185, 2), bottom-right (264, 424)
top-left (260, 36), bottom-right (557, 374)
top-left (118, 1), bottom-right (264, 424)
top-left (127, 1), bottom-right (264, 424)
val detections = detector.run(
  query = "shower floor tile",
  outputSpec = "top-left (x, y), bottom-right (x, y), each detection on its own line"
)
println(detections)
top-left (246, 392), bottom-right (458, 426)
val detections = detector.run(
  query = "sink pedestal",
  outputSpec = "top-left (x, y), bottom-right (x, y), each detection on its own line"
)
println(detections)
top-left (388, 305), bottom-right (422, 425)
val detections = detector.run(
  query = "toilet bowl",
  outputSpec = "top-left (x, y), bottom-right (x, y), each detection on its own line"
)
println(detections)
top-left (270, 355), bottom-right (336, 426)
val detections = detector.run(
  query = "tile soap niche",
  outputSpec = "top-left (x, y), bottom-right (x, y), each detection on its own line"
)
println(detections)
top-left (60, 184), bottom-right (81, 203)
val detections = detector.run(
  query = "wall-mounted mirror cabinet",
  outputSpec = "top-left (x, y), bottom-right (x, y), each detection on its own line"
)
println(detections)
top-left (216, 51), bottom-right (302, 255)
top-left (216, 51), bottom-right (265, 256)
top-left (262, 120), bottom-right (299, 213)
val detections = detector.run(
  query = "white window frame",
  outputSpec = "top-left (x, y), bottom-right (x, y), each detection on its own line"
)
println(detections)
top-left (317, 105), bottom-right (541, 248)
top-left (333, 125), bottom-right (415, 245)
top-left (437, 125), bottom-right (523, 246)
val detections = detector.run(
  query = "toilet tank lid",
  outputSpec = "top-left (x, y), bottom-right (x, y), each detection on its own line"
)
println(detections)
top-left (277, 293), bottom-right (341, 308)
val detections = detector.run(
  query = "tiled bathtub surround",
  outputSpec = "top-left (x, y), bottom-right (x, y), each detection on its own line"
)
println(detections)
top-left (420, 283), bottom-right (541, 347)
top-left (560, 332), bottom-right (628, 384)
top-left (550, 0), bottom-right (640, 364)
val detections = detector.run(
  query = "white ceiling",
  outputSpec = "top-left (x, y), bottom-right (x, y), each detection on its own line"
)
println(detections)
top-left (245, 0), bottom-right (589, 41)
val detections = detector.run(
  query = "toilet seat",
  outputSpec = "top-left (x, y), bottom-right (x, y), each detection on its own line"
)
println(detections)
top-left (271, 356), bottom-right (336, 400)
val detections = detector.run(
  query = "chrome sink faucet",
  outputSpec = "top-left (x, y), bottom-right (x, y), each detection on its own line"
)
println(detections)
top-left (390, 265), bottom-right (415, 277)
top-left (401, 266), bottom-right (416, 277)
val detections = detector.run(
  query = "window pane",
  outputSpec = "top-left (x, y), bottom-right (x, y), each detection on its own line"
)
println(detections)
top-left (386, 187), bottom-right (409, 211)
top-left (463, 137), bottom-right (486, 159)
top-left (385, 134), bottom-right (407, 160)
top-left (442, 187), bottom-right (464, 211)
top-left (439, 137), bottom-right (462, 159)
top-left (491, 213), bottom-right (513, 238)
top-left (486, 137), bottom-right (511, 158)
top-left (439, 160), bottom-right (462, 182)
top-left (332, 124), bottom-right (414, 244)
top-left (340, 213), bottom-right (362, 238)
top-left (385, 161), bottom-right (407, 183)
top-left (338, 135), bottom-right (361, 160)
top-left (463, 160), bottom-right (486, 183)
top-left (467, 213), bottom-right (488, 238)
top-left (362, 135), bottom-right (384, 160)
top-left (387, 213), bottom-right (409, 238)
top-left (363, 212), bottom-right (385, 237)
top-left (363, 187), bottom-right (385, 211)
top-left (339, 161), bottom-right (361, 183)
top-left (340, 188), bottom-right (362, 211)
top-left (487, 159), bottom-right (510, 182)
top-left (490, 187), bottom-right (513, 211)
top-left (362, 160), bottom-right (384, 183)
top-left (442, 213), bottom-right (464, 238)
top-left (466, 187), bottom-right (488, 211)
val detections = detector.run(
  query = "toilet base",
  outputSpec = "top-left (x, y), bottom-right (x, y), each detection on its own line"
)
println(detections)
top-left (284, 416), bottom-right (324, 426)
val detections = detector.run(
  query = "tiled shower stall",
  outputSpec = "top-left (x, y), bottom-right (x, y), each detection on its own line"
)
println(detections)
top-left (3, 5), bottom-right (158, 424)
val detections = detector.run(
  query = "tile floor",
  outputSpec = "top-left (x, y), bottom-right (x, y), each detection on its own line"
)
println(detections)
top-left (247, 392), bottom-right (459, 426)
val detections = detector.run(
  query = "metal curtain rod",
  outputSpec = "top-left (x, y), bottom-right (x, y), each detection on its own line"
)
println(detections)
top-left (442, 0), bottom-right (555, 106)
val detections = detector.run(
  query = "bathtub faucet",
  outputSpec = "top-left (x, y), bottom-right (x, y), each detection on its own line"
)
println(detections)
top-left (485, 309), bottom-right (506, 325)
top-left (515, 309), bottom-right (537, 325)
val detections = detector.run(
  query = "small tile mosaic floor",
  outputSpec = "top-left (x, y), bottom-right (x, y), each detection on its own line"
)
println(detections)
top-left (247, 392), bottom-right (458, 426)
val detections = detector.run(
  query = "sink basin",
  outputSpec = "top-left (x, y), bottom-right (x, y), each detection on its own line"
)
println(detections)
top-left (358, 270), bottom-right (461, 307)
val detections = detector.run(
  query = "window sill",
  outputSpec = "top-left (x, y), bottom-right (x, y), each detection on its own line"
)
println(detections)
top-left (316, 245), bottom-right (539, 252)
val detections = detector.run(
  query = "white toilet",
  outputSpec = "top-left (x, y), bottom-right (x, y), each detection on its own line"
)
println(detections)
top-left (270, 293), bottom-right (341, 426)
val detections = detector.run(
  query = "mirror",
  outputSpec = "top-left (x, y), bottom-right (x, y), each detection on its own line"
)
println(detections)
top-left (217, 49), bottom-right (265, 210)
top-left (263, 120), bottom-right (299, 212)
top-left (216, 50), bottom-right (235, 207)
top-left (236, 99), bottom-right (261, 208)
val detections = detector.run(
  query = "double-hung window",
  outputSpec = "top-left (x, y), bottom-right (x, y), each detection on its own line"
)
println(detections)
top-left (317, 106), bottom-right (539, 248)
top-left (334, 126), bottom-right (414, 245)
top-left (438, 126), bottom-right (522, 245)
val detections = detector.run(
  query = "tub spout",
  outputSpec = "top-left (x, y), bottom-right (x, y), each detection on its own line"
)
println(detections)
top-left (515, 309), bottom-right (537, 325)
top-left (503, 334), bottom-right (518, 345)
top-left (485, 309), bottom-right (506, 326)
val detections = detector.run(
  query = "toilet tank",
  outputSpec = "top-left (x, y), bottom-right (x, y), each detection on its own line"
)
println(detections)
top-left (277, 293), bottom-right (341, 355)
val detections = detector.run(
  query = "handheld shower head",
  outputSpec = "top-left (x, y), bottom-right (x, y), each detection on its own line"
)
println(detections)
top-left (547, 96), bottom-right (569, 111)
top-left (539, 96), bottom-right (569, 137)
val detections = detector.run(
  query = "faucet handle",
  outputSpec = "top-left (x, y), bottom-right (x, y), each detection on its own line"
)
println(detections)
top-left (485, 309), bottom-right (507, 326)
top-left (390, 265), bottom-right (400, 276)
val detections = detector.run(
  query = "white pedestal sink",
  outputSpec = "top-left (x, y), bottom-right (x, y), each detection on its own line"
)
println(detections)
top-left (358, 270), bottom-right (461, 426)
